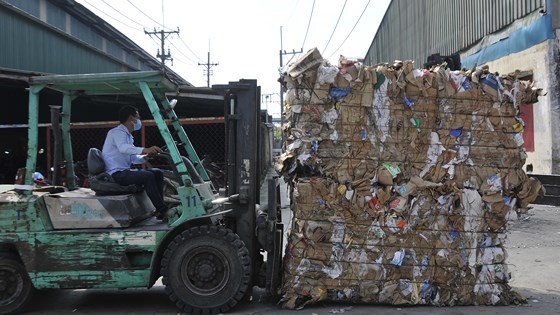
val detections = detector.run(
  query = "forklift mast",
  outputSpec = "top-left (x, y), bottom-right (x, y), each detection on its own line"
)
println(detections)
top-left (214, 80), bottom-right (261, 272)
top-left (193, 79), bottom-right (283, 295)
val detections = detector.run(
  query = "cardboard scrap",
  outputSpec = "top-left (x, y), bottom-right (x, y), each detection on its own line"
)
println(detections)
top-left (277, 48), bottom-right (543, 309)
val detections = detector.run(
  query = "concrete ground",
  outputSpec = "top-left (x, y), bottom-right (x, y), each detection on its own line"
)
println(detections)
top-left (24, 180), bottom-right (560, 315)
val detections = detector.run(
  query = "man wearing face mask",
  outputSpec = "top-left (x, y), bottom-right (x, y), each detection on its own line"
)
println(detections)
top-left (102, 105), bottom-right (168, 220)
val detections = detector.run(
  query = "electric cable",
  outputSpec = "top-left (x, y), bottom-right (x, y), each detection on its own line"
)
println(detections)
top-left (322, 0), bottom-right (348, 55)
top-left (82, 0), bottom-right (143, 32)
top-left (285, 0), bottom-right (302, 26)
top-left (300, 0), bottom-right (316, 50)
top-left (100, 0), bottom-right (145, 29)
top-left (170, 56), bottom-right (196, 67)
top-left (126, 0), bottom-right (173, 31)
top-left (176, 35), bottom-right (205, 63)
top-left (124, 0), bottom-right (203, 64)
top-left (326, 0), bottom-right (371, 60)
top-left (146, 33), bottom-right (163, 50)
top-left (283, 53), bottom-right (298, 69)
top-left (168, 39), bottom-right (199, 64)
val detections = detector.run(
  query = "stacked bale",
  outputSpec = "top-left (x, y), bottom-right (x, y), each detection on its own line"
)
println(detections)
top-left (276, 48), bottom-right (544, 309)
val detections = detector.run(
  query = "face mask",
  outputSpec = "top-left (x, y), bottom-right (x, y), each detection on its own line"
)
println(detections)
top-left (133, 118), bottom-right (142, 131)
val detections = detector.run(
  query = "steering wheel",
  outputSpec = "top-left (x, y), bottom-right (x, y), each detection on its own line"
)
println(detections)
top-left (159, 141), bottom-right (183, 153)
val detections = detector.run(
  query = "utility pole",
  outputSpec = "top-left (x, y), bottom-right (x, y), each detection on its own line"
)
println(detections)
top-left (144, 28), bottom-right (179, 72)
top-left (198, 51), bottom-right (218, 87)
top-left (279, 26), bottom-right (302, 147)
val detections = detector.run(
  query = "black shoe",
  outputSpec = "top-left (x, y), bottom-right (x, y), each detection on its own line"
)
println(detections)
top-left (155, 210), bottom-right (169, 222)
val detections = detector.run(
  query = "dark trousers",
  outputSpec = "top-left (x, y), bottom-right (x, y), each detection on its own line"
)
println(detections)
top-left (112, 169), bottom-right (167, 214)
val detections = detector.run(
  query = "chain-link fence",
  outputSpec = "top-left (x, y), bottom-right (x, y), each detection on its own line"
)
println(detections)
top-left (66, 118), bottom-right (225, 164)
top-left (0, 118), bottom-right (225, 184)
top-left (0, 115), bottom-right (278, 187)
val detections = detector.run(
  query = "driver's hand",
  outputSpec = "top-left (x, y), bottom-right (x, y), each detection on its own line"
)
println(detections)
top-left (143, 145), bottom-right (162, 155)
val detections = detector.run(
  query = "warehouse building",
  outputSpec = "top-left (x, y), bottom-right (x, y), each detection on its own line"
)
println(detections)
top-left (364, 0), bottom-right (558, 174)
top-left (0, 0), bottom-right (225, 183)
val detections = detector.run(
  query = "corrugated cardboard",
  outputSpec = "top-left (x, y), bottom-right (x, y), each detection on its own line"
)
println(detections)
top-left (277, 49), bottom-right (543, 309)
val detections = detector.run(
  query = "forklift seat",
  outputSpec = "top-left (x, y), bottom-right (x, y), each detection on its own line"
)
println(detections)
top-left (87, 148), bottom-right (143, 195)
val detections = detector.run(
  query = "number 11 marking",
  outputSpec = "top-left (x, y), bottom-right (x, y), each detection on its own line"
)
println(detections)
top-left (186, 195), bottom-right (197, 207)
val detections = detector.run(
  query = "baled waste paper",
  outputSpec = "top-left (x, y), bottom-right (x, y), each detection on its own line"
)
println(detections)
top-left (276, 48), bottom-right (544, 309)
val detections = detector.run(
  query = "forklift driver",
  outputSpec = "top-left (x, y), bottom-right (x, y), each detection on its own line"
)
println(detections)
top-left (102, 105), bottom-right (169, 221)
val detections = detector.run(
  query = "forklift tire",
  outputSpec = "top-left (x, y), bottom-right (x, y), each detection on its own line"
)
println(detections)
top-left (161, 225), bottom-right (251, 314)
top-left (0, 254), bottom-right (34, 315)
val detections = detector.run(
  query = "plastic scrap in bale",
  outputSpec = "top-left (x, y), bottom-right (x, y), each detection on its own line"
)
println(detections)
top-left (277, 48), bottom-right (541, 309)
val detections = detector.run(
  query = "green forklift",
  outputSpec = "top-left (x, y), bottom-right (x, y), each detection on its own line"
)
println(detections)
top-left (0, 71), bottom-right (284, 314)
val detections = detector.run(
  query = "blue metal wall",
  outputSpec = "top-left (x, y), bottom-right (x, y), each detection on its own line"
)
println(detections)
top-left (0, 0), bottom-right (153, 75)
top-left (364, 0), bottom-right (546, 67)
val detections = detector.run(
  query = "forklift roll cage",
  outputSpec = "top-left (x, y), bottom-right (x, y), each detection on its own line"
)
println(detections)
top-left (25, 71), bottom-right (212, 224)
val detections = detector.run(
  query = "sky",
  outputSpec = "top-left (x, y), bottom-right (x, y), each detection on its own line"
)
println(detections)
top-left (76, 0), bottom-right (391, 118)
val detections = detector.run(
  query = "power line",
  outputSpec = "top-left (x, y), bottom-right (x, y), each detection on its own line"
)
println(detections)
top-left (146, 34), bottom-right (168, 58)
top-left (123, 1), bottom-right (202, 66)
top-left (300, 0), bottom-right (315, 50)
top-left (144, 28), bottom-right (180, 71)
top-left (327, 0), bottom-right (371, 60)
top-left (168, 39), bottom-right (198, 64)
top-left (322, 0), bottom-right (347, 54)
top-left (126, 0), bottom-right (173, 31)
top-left (171, 57), bottom-right (206, 86)
top-left (171, 56), bottom-right (196, 67)
top-left (147, 33), bottom-right (162, 47)
top-left (146, 36), bottom-right (196, 68)
top-left (283, 53), bottom-right (298, 69)
top-left (285, 0), bottom-right (302, 26)
top-left (100, 0), bottom-right (144, 29)
top-left (176, 34), bottom-right (204, 63)
top-left (82, 0), bottom-right (143, 32)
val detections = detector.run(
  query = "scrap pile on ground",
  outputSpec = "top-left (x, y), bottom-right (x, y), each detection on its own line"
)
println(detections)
top-left (275, 48), bottom-right (544, 309)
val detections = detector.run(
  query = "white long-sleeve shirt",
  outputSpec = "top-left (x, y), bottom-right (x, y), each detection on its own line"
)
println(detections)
top-left (101, 124), bottom-right (145, 175)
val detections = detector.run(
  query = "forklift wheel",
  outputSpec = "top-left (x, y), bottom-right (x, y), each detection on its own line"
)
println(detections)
top-left (0, 254), bottom-right (34, 315)
top-left (161, 225), bottom-right (251, 314)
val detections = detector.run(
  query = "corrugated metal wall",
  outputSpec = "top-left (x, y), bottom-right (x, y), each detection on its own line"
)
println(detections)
top-left (0, 6), bottom-right (124, 74)
top-left (0, 0), bottom-right (152, 75)
top-left (364, 0), bottom-right (545, 67)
